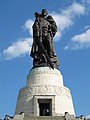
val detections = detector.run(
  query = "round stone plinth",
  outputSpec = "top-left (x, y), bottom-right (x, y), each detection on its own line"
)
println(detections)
top-left (15, 67), bottom-right (75, 116)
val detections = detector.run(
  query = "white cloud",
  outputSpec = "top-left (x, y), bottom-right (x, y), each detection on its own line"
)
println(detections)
top-left (51, 2), bottom-right (86, 41)
top-left (3, 18), bottom-right (34, 60)
top-left (23, 19), bottom-right (34, 36)
top-left (3, 38), bottom-right (33, 60)
top-left (72, 29), bottom-right (90, 43)
top-left (64, 29), bottom-right (90, 50)
top-left (63, 2), bottom-right (85, 16)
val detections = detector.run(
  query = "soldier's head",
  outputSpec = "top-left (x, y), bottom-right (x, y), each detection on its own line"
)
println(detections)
top-left (41, 9), bottom-right (48, 17)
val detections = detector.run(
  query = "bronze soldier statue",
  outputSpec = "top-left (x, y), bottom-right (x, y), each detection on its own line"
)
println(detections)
top-left (30, 9), bottom-right (59, 69)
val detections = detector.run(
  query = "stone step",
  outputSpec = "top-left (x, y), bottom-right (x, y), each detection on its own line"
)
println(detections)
top-left (24, 116), bottom-right (65, 120)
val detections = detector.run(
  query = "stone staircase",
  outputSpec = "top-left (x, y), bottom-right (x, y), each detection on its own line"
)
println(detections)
top-left (9, 114), bottom-right (85, 120)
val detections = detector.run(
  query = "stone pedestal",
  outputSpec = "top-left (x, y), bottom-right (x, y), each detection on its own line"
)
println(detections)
top-left (15, 67), bottom-right (75, 116)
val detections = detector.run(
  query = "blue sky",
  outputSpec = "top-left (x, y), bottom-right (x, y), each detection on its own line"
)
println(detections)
top-left (0, 0), bottom-right (90, 119)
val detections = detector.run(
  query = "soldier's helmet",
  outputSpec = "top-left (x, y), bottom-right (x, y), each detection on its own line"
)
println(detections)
top-left (41, 9), bottom-right (48, 17)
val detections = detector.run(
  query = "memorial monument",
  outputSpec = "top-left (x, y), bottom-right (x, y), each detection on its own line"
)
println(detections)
top-left (15, 9), bottom-right (75, 117)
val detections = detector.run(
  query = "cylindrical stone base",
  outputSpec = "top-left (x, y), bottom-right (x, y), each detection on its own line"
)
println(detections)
top-left (15, 67), bottom-right (75, 116)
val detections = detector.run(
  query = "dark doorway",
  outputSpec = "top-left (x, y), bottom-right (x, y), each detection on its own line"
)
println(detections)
top-left (38, 99), bottom-right (52, 116)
